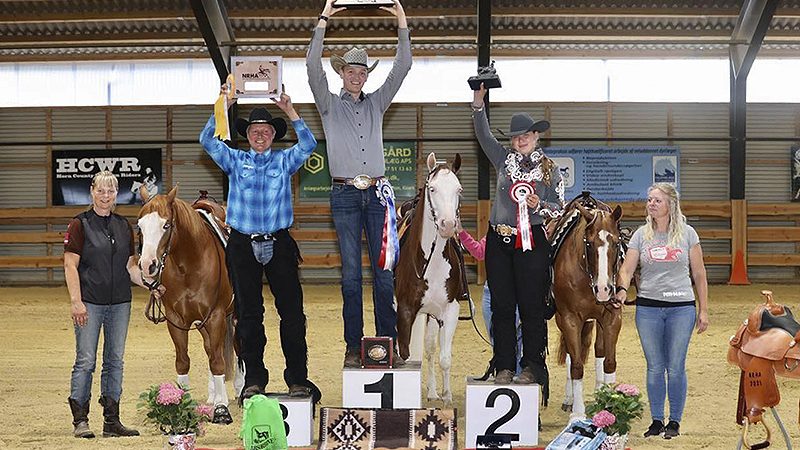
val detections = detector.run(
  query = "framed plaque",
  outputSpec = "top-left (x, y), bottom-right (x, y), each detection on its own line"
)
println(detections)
top-left (231, 56), bottom-right (283, 99)
top-left (361, 336), bottom-right (394, 368)
top-left (333, 0), bottom-right (395, 8)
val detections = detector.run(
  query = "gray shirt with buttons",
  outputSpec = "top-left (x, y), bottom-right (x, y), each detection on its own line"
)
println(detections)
top-left (473, 108), bottom-right (565, 226)
top-left (306, 28), bottom-right (412, 179)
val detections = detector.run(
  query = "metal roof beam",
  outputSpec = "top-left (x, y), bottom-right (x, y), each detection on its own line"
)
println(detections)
top-left (190, 0), bottom-right (235, 82)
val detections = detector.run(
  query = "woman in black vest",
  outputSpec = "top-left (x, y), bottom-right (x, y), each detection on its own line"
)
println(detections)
top-left (64, 170), bottom-right (154, 438)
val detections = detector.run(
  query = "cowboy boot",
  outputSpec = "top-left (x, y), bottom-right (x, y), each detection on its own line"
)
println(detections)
top-left (68, 397), bottom-right (95, 438)
top-left (98, 396), bottom-right (140, 437)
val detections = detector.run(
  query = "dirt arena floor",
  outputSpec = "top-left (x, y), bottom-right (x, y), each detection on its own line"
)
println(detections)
top-left (2, 283), bottom-right (800, 449)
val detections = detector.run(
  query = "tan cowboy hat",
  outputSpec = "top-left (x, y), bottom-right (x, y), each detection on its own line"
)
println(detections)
top-left (330, 47), bottom-right (379, 74)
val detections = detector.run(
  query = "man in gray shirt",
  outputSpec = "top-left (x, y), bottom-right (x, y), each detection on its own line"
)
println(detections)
top-left (307, 0), bottom-right (412, 367)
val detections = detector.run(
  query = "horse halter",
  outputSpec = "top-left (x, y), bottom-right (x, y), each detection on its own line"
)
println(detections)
top-left (579, 210), bottom-right (622, 303)
top-left (416, 163), bottom-right (461, 280)
top-left (139, 206), bottom-right (175, 293)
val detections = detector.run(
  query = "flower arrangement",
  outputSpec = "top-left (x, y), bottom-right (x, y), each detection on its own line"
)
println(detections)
top-left (586, 383), bottom-right (644, 437)
top-left (139, 382), bottom-right (213, 436)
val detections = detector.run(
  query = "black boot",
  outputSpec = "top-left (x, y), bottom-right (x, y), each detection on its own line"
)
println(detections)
top-left (98, 396), bottom-right (139, 437)
top-left (68, 397), bottom-right (95, 439)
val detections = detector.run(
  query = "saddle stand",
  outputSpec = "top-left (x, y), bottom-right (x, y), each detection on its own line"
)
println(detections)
top-left (729, 290), bottom-right (800, 450)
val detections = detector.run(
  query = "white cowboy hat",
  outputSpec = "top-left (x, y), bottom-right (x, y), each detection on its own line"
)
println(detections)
top-left (330, 47), bottom-right (379, 74)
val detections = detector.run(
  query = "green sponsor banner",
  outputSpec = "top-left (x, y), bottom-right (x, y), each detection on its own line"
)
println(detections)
top-left (298, 141), bottom-right (417, 200)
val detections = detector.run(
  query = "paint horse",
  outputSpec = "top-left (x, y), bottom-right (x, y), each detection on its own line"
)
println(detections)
top-left (550, 192), bottom-right (624, 416)
top-left (395, 153), bottom-right (466, 405)
top-left (137, 186), bottom-right (239, 423)
top-left (729, 290), bottom-right (800, 450)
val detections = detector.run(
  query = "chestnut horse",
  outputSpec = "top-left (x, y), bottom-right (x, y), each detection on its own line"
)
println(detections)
top-left (395, 152), bottom-right (465, 405)
top-left (551, 193), bottom-right (624, 416)
top-left (137, 186), bottom-right (239, 423)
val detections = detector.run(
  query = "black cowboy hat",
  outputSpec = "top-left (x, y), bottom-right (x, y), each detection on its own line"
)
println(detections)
top-left (507, 112), bottom-right (550, 137)
top-left (235, 107), bottom-right (287, 141)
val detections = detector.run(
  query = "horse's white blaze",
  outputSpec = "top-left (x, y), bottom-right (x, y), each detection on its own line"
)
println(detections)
top-left (137, 211), bottom-right (168, 275)
top-left (426, 169), bottom-right (461, 239)
top-left (595, 229), bottom-right (612, 302)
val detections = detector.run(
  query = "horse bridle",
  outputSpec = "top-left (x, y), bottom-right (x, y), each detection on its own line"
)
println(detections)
top-left (416, 164), bottom-right (461, 280)
top-left (579, 210), bottom-right (623, 305)
top-left (139, 208), bottom-right (175, 292)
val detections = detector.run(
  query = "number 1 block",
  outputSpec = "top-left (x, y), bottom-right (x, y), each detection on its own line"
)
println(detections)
top-left (465, 377), bottom-right (540, 448)
top-left (342, 362), bottom-right (422, 409)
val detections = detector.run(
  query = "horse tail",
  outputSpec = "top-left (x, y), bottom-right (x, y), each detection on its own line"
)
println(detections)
top-left (223, 311), bottom-right (235, 380)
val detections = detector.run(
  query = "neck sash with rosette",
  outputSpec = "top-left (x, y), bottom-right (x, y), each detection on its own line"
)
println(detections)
top-left (376, 178), bottom-right (400, 270)
top-left (505, 150), bottom-right (545, 251)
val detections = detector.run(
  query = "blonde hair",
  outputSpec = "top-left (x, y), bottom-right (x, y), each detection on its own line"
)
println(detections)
top-left (90, 170), bottom-right (119, 209)
top-left (643, 183), bottom-right (686, 247)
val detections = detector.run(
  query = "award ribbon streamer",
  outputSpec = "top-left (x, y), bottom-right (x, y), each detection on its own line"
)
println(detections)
top-left (509, 181), bottom-right (535, 251)
top-left (213, 74), bottom-right (235, 141)
top-left (376, 179), bottom-right (399, 270)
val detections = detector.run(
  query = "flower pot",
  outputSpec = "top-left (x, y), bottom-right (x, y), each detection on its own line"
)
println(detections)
top-left (600, 432), bottom-right (628, 450)
top-left (163, 432), bottom-right (196, 450)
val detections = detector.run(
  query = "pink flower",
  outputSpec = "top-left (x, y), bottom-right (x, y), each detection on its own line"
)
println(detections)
top-left (615, 383), bottom-right (640, 397)
top-left (157, 382), bottom-right (185, 405)
top-left (592, 410), bottom-right (617, 429)
top-left (196, 403), bottom-right (213, 420)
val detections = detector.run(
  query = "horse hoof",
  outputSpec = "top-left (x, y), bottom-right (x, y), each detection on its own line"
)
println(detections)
top-left (561, 403), bottom-right (573, 412)
top-left (212, 404), bottom-right (233, 425)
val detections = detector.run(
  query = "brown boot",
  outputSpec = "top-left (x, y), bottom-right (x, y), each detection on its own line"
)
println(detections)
top-left (98, 396), bottom-right (139, 437)
top-left (68, 398), bottom-right (95, 439)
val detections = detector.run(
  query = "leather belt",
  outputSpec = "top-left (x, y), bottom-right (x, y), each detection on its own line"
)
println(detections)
top-left (332, 174), bottom-right (384, 190)
top-left (492, 223), bottom-right (518, 237)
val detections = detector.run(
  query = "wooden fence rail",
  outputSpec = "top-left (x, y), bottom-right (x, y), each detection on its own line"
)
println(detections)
top-left (1, 200), bottom-right (798, 282)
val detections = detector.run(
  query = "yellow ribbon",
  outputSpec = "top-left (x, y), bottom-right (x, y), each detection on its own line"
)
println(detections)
top-left (213, 74), bottom-right (235, 141)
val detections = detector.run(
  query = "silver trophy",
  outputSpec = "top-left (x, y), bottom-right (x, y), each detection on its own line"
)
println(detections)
top-left (333, 0), bottom-right (395, 8)
top-left (468, 60), bottom-right (502, 90)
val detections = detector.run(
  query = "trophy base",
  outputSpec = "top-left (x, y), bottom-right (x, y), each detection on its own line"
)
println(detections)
top-left (333, 0), bottom-right (395, 8)
top-left (468, 76), bottom-right (502, 90)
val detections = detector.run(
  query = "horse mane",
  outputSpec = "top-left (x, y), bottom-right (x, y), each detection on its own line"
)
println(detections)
top-left (143, 193), bottom-right (208, 239)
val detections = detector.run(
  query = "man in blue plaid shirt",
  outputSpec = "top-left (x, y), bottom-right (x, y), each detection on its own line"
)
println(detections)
top-left (200, 84), bottom-right (321, 402)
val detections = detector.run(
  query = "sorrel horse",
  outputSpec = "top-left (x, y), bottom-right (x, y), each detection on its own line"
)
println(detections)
top-left (729, 290), bottom-right (799, 450)
top-left (395, 152), bottom-right (465, 404)
top-left (550, 192), bottom-right (624, 416)
top-left (137, 186), bottom-right (239, 423)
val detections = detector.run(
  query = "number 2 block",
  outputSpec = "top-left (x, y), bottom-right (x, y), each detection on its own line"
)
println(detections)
top-left (465, 377), bottom-right (540, 448)
top-left (342, 363), bottom-right (422, 409)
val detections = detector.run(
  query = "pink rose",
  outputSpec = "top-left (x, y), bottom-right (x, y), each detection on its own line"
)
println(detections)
top-left (157, 382), bottom-right (185, 405)
top-left (615, 383), bottom-right (640, 397)
top-left (592, 410), bottom-right (617, 429)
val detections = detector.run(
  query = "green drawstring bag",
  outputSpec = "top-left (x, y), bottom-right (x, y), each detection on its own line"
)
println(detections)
top-left (240, 394), bottom-right (288, 450)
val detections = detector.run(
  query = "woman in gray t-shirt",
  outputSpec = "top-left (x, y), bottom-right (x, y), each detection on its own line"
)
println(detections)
top-left (615, 183), bottom-right (709, 440)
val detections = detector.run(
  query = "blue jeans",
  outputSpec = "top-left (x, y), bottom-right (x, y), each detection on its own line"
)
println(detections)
top-left (70, 302), bottom-right (131, 404)
top-left (481, 282), bottom-right (523, 374)
top-left (635, 305), bottom-right (696, 423)
top-left (331, 184), bottom-right (397, 349)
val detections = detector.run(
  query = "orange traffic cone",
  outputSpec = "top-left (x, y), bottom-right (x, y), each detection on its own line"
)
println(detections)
top-left (728, 250), bottom-right (750, 285)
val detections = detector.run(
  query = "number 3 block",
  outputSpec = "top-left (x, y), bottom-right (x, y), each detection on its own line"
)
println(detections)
top-left (465, 377), bottom-right (540, 448)
top-left (342, 362), bottom-right (422, 409)
top-left (268, 394), bottom-right (314, 447)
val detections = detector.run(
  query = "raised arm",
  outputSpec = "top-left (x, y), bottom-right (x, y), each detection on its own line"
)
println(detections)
top-left (471, 83), bottom-right (506, 168)
top-left (272, 91), bottom-right (317, 174)
top-left (306, 0), bottom-right (344, 115)
top-left (199, 84), bottom-right (237, 175)
top-left (372, 0), bottom-right (412, 111)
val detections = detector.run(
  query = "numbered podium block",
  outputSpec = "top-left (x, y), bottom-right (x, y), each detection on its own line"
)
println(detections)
top-left (268, 394), bottom-right (314, 447)
top-left (342, 362), bottom-right (422, 409)
top-left (465, 377), bottom-right (540, 448)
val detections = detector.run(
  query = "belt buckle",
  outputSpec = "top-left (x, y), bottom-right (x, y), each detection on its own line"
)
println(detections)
top-left (352, 174), bottom-right (372, 190)
top-left (497, 224), bottom-right (513, 237)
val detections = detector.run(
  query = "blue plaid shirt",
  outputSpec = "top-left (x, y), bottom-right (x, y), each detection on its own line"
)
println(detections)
top-left (200, 115), bottom-right (316, 234)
